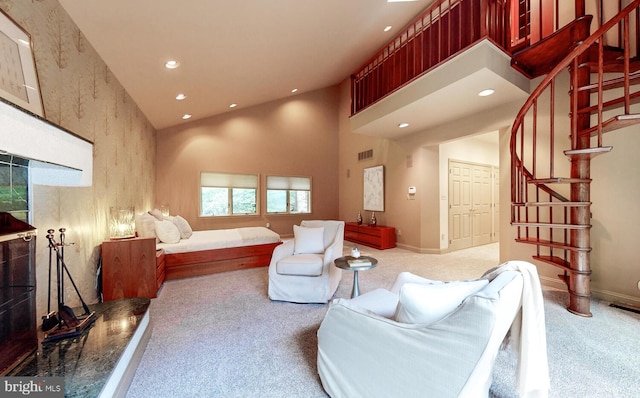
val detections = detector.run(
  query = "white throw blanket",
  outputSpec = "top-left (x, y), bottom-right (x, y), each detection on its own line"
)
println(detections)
top-left (483, 261), bottom-right (550, 398)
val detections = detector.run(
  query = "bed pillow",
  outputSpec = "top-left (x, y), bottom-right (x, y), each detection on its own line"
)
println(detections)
top-left (171, 215), bottom-right (193, 239)
top-left (394, 279), bottom-right (489, 325)
top-left (293, 225), bottom-right (325, 254)
top-left (135, 212), bottom-right (159, 242)
top-left (155, 219), bottom-right (181, 244)
top-left (148, 208), bottom-right (164, 221)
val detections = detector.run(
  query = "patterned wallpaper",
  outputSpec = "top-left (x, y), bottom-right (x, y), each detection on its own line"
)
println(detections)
top-left (0, 0), bottom-right (156, 316)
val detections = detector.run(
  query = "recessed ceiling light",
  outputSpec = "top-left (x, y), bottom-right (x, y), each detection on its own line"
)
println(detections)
top-left (229, 103), bottom-right (237, 108)
top-left (291, 88), bottom-right (298, 93)
top-left (176, 93), bottom-right (186, 100)
top-left (384, 26), bottom-right (393, 32)
top-left (398, 122), bottom-right (409, 128)
top-left (478, 89), bottom-right (495, 97)
top-left (165, 60), bottom-right (180, 69)
top-left (182, 114), bottom-right (191, 120)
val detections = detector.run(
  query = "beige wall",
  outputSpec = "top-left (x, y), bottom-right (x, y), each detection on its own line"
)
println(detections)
top-left (155, 87), bottom-right (340, 236)
top-left (338, 77), bottom-right (517, 252)
top-left (340, 68), bottom-right (640, 306)
top-left (589, 125), bottom-right (640, 303)
top-left (5, 1), bottom-right (637, 317)
top-left (1, 2), bottom-right (156, 316)
top-left (498, 71), bottom-right (640, 306)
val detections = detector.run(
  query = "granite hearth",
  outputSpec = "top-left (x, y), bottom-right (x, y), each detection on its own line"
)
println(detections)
top-left (9, 298), bottom-right (151, 398)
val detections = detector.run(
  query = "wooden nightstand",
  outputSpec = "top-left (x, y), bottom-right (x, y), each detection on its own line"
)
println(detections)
top-left (156, 249), bottom-right (166, 291)
top-left (101, 237), bottom-right (164, 301)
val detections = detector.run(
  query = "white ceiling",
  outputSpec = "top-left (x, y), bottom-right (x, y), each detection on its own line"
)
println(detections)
top-left (58, 0), bottom-right (436, 130)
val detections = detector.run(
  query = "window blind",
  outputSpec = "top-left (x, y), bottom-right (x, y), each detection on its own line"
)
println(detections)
top-left (201, 172), bottom-right (258, 188)
top-left (266, 176), bottom-right (311, 190)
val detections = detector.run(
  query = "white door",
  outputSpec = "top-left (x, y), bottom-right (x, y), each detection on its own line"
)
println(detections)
top-left (449, 160), bottom-right (497, 250)
top-left (449, 161), bottom-right (473, 250)
top-left (492, 166), bottom-right (500, 242)
top-left (472, 165), bottom-right (492, 246)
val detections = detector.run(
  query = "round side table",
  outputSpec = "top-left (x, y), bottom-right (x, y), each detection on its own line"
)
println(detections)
top-left (334, 256), bottom-right (378, 298)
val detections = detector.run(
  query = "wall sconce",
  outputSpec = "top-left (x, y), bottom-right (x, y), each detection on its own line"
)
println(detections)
top-left (109, 207), bottom-right (135, 239)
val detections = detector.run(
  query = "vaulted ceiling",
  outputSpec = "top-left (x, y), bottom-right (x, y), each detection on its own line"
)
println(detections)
top-left (58, 0), bottom-right (436, 130)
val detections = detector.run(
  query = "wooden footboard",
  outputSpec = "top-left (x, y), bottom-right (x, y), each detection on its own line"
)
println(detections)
top-left (164, 242), bottom-right (282, 280)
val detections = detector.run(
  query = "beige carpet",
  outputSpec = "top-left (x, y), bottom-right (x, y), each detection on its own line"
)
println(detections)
top-left (126, 243), bottom-right (640, 397)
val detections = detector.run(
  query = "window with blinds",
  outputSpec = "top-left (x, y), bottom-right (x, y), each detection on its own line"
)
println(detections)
top-left (200, 172), bottom-right (258, 216)
top-left (266, 175), bottom-right (311, 214)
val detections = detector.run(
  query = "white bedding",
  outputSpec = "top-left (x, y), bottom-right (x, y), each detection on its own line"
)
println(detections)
top-left (156, 227), bottom-right (280, 254)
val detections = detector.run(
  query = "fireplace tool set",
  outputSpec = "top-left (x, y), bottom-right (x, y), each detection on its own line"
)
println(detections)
top-left (42, 228), bottom-right (95, 343)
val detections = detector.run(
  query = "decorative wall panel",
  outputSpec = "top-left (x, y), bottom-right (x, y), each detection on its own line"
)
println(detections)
top-left (0, 0), bottom-right (156, 316)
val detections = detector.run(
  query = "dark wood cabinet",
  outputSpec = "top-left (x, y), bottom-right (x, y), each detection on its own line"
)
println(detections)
top-left (0, 213), bottom-right (37, 376)
top-left (101, 237), bottom-right (163, 301)
top-left (344, 222), bottom-right (396, 250)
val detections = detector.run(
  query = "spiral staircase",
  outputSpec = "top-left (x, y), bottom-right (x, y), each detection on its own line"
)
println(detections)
top-left (510, 1), bottom-right (640, 316)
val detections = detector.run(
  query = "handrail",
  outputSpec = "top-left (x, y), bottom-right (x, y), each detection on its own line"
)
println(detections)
top-left (510, 0), bottom-right (640, 206)
top-left (509, 0), bottom-right (640, 316)
top-left (350, 0), bottom-right (509, 115)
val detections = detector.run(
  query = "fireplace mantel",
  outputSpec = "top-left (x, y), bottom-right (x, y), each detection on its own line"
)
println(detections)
top-left (0, 98), bottom-right (93, 187)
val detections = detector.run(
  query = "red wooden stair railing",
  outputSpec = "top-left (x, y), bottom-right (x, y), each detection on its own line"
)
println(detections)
top-left (510, 0), bottom-right (640, 316)
top-left (350, 0), bottom-right (509, 115)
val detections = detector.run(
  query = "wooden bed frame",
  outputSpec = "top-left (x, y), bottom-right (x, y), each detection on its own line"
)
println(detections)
top-left (163, 241), bottom-right (282, 280)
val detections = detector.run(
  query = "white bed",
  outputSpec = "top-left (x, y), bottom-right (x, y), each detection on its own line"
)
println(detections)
top-left (157, 227), bottom-right (280, 254)
top-left (157, 227), bottom-right (282, 280)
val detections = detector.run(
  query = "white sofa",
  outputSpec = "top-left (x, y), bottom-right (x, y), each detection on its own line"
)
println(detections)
top-left (317, 261), bottom-right (549, 398)
top-left (268, 220), bottom-right (344, 303)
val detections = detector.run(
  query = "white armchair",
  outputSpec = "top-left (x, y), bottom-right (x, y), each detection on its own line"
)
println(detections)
top-left (268, 220), bottom-right (344, 303)
top-left (317, 261), bottom-right (550, 398)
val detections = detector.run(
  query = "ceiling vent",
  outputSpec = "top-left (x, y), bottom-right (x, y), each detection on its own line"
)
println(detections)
top-left (358, 149), bottom-right (373, 161)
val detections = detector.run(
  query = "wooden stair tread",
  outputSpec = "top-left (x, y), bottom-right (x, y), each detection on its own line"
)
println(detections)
top-left (577, 91), bottom-right (640, 116)
top-left (578, 114), bottom-right (640, 137)
top-left (581, 57), bottom-right (640, 73)
top-left (528, 177), bottom-right (591, 184)
top-left (516, 237), bottom-right (591, 252)
top-left (577, 70), bottom-right (640, 94)
top-left (532, 255), bottom-right (592, 275)
top-left (534, 255), bottom-right (571, 271)
top-left (512, 222), bottom-right (591, 229)
top-left (565, 146), bottom-right (613, 158)
top-left (511, 16), bottom-right (592, 79)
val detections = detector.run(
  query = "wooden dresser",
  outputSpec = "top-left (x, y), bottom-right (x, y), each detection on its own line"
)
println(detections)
top-left (101, 237), bottom-right (165, 301)
top-left (344, 222), bottom-right (396, 250)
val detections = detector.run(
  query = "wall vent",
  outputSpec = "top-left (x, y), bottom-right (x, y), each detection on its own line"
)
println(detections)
top-left (358, 149), bottom-right (373, 161)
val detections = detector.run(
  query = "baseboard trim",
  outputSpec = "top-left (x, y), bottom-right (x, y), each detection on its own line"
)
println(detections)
top-left (539, 275), bottom-right (640, 308)
top-left (395, 242), bottom-right (445, 254)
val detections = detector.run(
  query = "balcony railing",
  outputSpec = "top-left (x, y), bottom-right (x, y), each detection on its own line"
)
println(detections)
top-left (351, 0), bottom-right (509, 115)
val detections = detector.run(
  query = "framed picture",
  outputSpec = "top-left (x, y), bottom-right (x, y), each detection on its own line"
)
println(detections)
top-left (0, 10), bottom-right (44, 116)
top-left (363, 165), bottom-right (384, 211)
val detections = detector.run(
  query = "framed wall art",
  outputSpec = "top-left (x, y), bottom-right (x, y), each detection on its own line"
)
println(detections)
top-left (0, 10), bottom-right (44, 116)
top-left (363, 165), bottom-right (384, 211)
